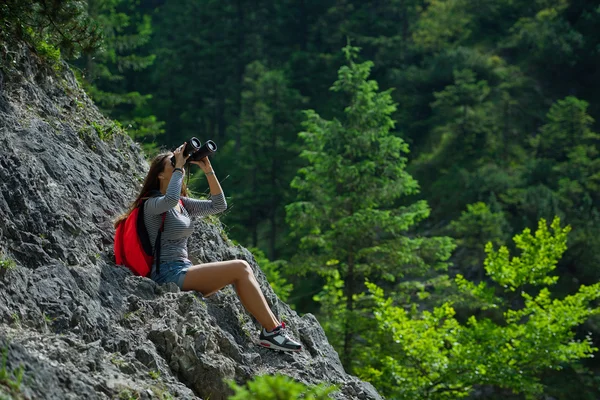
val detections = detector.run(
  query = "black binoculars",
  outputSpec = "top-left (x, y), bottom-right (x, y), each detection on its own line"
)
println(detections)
top-left (170, 138), bottom-right (217, 166)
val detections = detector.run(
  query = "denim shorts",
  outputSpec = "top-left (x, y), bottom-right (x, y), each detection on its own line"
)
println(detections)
top-left (151, 259), bottom-right (192, 289)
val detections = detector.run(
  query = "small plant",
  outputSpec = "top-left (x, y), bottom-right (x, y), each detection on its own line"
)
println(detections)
top-left (227, 374), bottom-right (337, 399)
top-left (110, 355), bottom-right (126, 368)
top-left (249, 248), bottom-right (293, 302)
top-left (150, 384), bottom-right (175, 400)
top-left (91, 120), bottom-right (122, 142)
top-left (123, 310), bottom-right (140, 321)
top-left (148, 370), bottom-right (160, 380)
top-left (42, 313), bottom-right (54, 325)
top-left (23, 27), bottom-right (62, 71)
top-left (0, 347), bottom-right (25, 396)
top-left (77, 127), bottom-right (89, 140)
top-left (91, 121), bottom-right (110, 141)
top-left (185, 325), bottom-right (199, 336)
top-left (0, 254), bottom-right (16, 270)
top-left (118, 389), bottom-right (139, 400)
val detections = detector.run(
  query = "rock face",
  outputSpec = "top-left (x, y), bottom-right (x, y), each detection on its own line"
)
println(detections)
top-left (0, 44), bottom-right (383, 399)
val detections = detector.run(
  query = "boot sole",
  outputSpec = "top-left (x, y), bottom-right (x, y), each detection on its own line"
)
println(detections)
top-left (259, 341), bottom-right (302, 352)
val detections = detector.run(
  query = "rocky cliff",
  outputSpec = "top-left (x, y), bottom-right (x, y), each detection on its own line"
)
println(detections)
top-left (0, 43), bottom-right (382, 400)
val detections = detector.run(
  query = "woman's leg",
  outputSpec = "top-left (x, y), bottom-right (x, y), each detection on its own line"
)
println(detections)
top-left (181, 260), bottom-right (279, 330)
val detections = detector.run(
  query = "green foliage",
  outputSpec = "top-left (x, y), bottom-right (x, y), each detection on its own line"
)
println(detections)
top-left (0, 254), bottom-right (16, 270)
top-left (287, 44), bottom-right (453, 278)
top-left (503, 0), bottom-right (583, 68)
top-left (426, 68), bottom-right (495, 171)
top-left (498, 96), bottom-right (600, 291)
top-left (0, 0), bottom-right (101, 60)
top-left (449, 202), bottom-right (511, 276)
top-left (223, 61), bottom-right (305, 260)
top-left (227, 374), bottom-right (337, 400)
top-left (286, 44), bottom-right (454, 370)
top-left (249, 248), bottom-right (293, 302)
top-left (0, 348), bottom-right (24, 396)
top-left (4, 0), bottom-right (600, 396)
top-left (76, 0), bottom-right (162, 147)
top-left (118, 389), bottom-right (139, 400)
top-left (358, 217), bottom-right (600, 399)
top-left (484, 217), bottom-right (569, 291)
top-left (311, 270), bottom-right (347, 352)
top-left (412, 0), bottom-right (474, 53)
top-left (23, 27), bottom-right (62, 69)
top-left (90, 121), bottom-right (117, 141)
top-left (532, 96), bottom-right (598, 161)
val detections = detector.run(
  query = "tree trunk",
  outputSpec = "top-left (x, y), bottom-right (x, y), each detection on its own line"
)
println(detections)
top-left (342, 253), bottom-right (355, 371)
top-left (235, 0), bottom-right (245, 151)
top-left (502, 97), bottom-right (509, 163)
top-left (269, 126), bottom-right (277, 260)
top-left (251, 165), bottom-right (258, 248)
top-left (299, 0), bottom-right (308, 51)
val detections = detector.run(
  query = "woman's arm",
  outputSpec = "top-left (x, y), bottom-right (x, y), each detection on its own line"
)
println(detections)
top-left (195, 156), bottom-right (223, 197)
top-left (144, 170), bottom-right (184, 214)
top-left (184, 157), bottom-right (227, 217)
top-left (182, 192), bottom-right (227, 217)
top-left (145, 144), bottom-right (188, 215)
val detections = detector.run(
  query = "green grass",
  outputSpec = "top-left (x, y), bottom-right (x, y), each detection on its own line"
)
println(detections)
top-left (150, 384), bottom-right (175, 400)
top-left (0, 348), bottom-right (24, 396)
top-left (118, 389), bottom-right (139, 400)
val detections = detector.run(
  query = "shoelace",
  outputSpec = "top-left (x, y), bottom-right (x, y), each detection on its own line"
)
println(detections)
top-left (276, 322), bottom-right (296, 342)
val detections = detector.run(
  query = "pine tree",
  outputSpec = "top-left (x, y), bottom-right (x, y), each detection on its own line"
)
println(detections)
top-left (225, 61), bottom-right (305, 260)
top-left (286, 44), bottom-right (454, 371)
top-left (75, 0), bottom-right (162, 151)
top-left (1, 0), bottom-right (101, 63)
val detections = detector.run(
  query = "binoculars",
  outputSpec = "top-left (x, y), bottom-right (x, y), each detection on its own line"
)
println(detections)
top-left (170, 138), bottom-right (217, 166)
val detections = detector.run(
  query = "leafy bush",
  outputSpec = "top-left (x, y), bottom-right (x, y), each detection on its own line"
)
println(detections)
top-left (250, 248), bottom-right (293, 302)
top-left (356, 217), bottom-right (600, 399)
top-left (0, 255), bottom-right (16, 270)
top-left (227, 374), bottom-right (337, 400)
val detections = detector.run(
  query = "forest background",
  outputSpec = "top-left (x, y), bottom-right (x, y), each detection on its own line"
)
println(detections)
top-left (2, 0), bottom-right (600, 398)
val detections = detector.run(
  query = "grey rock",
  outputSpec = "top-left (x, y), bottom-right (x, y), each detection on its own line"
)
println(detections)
top-left (0, 42), bottom-right (383, 400)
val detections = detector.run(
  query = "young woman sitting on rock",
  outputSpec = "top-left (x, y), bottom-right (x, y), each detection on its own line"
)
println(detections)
top-left (115, 144), bottom-right (302, 352)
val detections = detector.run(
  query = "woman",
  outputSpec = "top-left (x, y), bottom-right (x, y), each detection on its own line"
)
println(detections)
top-left (115, 144), bottom-right (302, 352)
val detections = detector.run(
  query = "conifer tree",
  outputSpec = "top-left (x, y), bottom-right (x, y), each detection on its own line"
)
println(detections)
top-left (77, 0), bottom-right (162, 150)
top-left (1, 0), bottom-right (101, 61)
top-left (286, 44), bottom-right (454, 371)
top-left (226, 61), bottom-right (305, 260)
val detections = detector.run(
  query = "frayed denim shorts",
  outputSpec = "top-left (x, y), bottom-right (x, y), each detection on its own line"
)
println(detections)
top-left (151, 259), bottom-right (192, 289)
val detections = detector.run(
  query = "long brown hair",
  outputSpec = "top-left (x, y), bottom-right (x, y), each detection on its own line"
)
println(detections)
top-left (113, 152), bottom-right (189, 228)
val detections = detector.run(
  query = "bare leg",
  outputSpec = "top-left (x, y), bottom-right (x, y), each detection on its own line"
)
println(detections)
top-left (181, 260), bottom-right (279, 330)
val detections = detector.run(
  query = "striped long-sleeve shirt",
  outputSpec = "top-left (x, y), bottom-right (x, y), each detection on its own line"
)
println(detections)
top-left (143, 169), bottom-right (227, 266)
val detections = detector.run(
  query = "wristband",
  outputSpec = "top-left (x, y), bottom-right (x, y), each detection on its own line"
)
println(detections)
top-left (205, 171), bottom-right (215, 176)
top-left (174, 167), bottom-right (184, 174)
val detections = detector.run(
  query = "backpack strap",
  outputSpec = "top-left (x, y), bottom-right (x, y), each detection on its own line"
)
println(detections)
top-left (138, 190), bottom-right (167, 275)
top-left (154, 212), bottom-right (167, 276)
top-left (147, 193), bottom-right (184, 277)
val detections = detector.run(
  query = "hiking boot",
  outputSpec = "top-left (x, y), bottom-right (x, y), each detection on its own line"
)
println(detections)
top-left (259, 322), bottom-right (302, 352)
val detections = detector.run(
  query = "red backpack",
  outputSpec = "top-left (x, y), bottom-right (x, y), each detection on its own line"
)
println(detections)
top-left (114, 192), bottom-right (183, 277)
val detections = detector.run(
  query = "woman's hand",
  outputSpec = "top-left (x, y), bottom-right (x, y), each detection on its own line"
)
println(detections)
top-left (190, 156), bottom-right (214, 174)
top-left (173, 143), bottom-right (190, 168)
